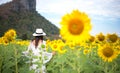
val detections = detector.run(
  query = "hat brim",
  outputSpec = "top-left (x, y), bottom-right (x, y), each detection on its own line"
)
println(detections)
top-left (33, 33), bottom-right (46, 36)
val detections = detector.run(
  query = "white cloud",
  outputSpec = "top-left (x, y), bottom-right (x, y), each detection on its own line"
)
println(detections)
top-left (37, 0), bottom-right (120, 18)
top-left (1, 0), bottom-right (120, 18)
top-left (36, 0), bottom-right (120, 29)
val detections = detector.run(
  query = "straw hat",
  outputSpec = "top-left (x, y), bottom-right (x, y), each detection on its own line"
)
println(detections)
top-left (33, 28), bottom-right (46, 36)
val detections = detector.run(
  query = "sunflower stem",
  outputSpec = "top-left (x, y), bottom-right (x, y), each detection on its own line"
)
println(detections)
top-left (14, 47), bottom-right (18, 73)
top-left (104, 62), bottom-right (109, 73)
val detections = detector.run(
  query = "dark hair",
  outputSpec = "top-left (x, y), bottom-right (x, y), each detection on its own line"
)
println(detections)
top-left (34, 36), bottom-right (43, 48)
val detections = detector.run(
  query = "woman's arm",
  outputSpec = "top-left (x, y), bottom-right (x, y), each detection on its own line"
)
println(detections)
top-left (43, 52), bottom-right (53, 64)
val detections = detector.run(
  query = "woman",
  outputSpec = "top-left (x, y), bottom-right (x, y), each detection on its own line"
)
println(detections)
top-left (23, 28), bottom-right (55, 73)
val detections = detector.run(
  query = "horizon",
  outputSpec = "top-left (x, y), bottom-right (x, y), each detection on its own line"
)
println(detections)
top-left (0, 0), bottom-right (120, 36)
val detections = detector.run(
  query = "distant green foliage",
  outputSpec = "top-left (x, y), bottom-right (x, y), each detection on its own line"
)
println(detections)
top-left (0, 11), bottom-right (59, 40)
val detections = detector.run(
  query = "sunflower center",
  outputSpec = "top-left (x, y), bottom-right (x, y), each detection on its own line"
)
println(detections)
top-left (11, 32), bottom-right (15, 37)
top-left (53, 44), bottom-right (57, 48)
top-left (109, 35), bottom-right (118, 42)
top-left (98, 36), bottom-right (105, 41)
top-left (89, 36), bottom-right (95, 42)
top-left (102, 47), bottom-right (113, 57)
top-left (68, 19), bottom-right (84, 35)
top-left (60, 46), bottom-right (63, 50)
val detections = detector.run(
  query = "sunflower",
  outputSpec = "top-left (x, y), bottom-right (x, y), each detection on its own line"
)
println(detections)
top-left (98, 44), bottom-right (118, 62)
top-left (4, 29), bottom-right (16, 41)
top-left (89, 35), bottom-right (95, 43)
top-left (60, 10), bottom-right (92, 43)
top-left (0, 38), bottom-right (2, 44)
top-left (2, 37), bottom-right (9, 45)
top-left (83, 49), bottom-right (90, 55)
top-left (107, 33), bottom-right (118, 43)
top-left (58, 43), bottom-right (67, 54)
top-left (96, 32), bottom-right (105, 42)
top-left (51, 42), bottom-right (59, 51)
top-left (66, 41), bottom-right (76, 49)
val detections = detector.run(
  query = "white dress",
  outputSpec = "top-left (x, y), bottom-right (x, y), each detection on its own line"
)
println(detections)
top-left (23, 41), bottom-right (52, 73)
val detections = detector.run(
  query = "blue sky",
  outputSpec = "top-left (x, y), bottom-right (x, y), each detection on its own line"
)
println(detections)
top-left (0, 0), bottom-right (120, 36)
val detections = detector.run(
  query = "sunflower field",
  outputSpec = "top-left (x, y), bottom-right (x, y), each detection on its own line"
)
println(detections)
top-left (0, 10), bottom-right (120, 73)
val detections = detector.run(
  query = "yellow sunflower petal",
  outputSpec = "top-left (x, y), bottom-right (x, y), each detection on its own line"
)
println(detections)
top-left (98, 44), bottom-right (119, 62)
top-left (60, 10), bottom-right (92, 43)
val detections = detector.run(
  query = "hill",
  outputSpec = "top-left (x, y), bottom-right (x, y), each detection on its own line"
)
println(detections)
top-left (0, 0), bottom-right (59, 40)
